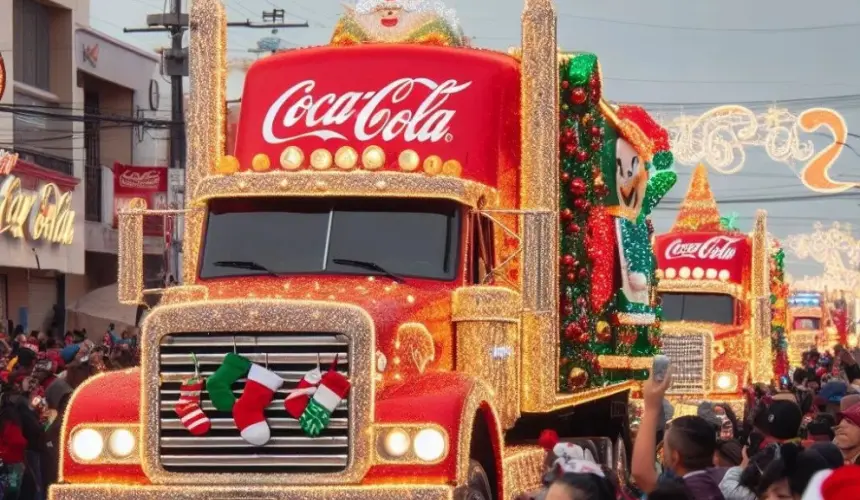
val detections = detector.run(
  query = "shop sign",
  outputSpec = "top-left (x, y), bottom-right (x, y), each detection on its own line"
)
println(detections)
top-left (0, 150), bottom-right (76, 245)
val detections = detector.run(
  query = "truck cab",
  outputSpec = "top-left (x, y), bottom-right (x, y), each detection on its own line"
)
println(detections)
top-left (788, 291), bottom-right (828, 365)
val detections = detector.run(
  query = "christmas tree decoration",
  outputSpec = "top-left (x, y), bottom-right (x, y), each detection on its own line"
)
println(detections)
top-left (299, 359), bottom-right (351, 437)
top-left (232, 364), bottom-right (284, 446)
top-left (206, 352), bottom-right (252, 412)
top-left (284, 361), bottom-right (323, 419)
top-left (671, 164), bottom-right (722, 232)
top-left (770, 241), bottom-right (789, 377)
top-left (174, 354), bottom-right (211, 436)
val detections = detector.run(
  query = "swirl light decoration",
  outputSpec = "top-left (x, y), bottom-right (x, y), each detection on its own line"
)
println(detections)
top-left (784, 222), bottom-right (860, 273)
top-left (660, 106), bottom-right (854, 193)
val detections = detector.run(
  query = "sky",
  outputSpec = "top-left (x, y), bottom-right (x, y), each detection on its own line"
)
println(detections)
top-left (89, 0), bottom-right (860, 279)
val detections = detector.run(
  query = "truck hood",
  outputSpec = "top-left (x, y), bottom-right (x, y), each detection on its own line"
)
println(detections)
top-left (197, 275), bottom-right (457, 371)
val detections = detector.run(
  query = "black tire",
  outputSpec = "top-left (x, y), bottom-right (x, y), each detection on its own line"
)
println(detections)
top-left (453, 459), bottom-right (493, 500)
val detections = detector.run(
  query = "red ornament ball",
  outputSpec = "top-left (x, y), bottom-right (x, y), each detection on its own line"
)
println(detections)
top-left (570, 178), bottom-right (587, 196)
top-left (578, 267), bottom-right (588, 279)
top-left (562, 254), bottom-right (575, 267)
top-left (590, 126), bottom-right (601, 137)
top-left (576, 150), bottom-right (589, 162)
top-left (561, 208), bottom-right (573, 221)
top-left (561, 81), bottom-right (570, 90)
top-left (561, 172), bottom-right (571, 183)
top-left (565, 143), bottom-right (577, 155)
top-left (590, 141), bottom-right (602, 151)
top-left (566, 272), bottom-right (576, 282)
top-left (567, 223), bottom-right (580, 234)
top-left (571, 87), bottom-right (587, 105)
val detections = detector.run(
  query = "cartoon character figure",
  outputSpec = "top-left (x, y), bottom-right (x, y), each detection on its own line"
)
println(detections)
top-left (600, 102), bottom-right (677, 324)
top-left (332, 0), bottom-right (467, 47)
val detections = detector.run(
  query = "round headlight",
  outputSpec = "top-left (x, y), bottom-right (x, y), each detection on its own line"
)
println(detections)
top-left (71, 428), bottom-right (104, 461)
top-left (413, 428), bottom-right (446, 462)
top-left (108, 429), bottom-right (136, 458)
top-left (716, 374), bottom-right (733, 390)
top-left (383, 429), bottom-right (410, 458)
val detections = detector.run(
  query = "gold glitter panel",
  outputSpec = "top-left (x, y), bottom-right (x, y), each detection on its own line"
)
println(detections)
top-left (452, 287), bottom-right (522, 428)
top-left (598, 356), bottom-right (653, 371)
top-left (519, 0), bottom-right (560, 413)
top-left (658, 279), bottom-right (743, 299)
top-left (456, 381), bottom-right (502, 485)
top-left (117, 200), bottom-right (145, 305)
top-left (750, 210), bottom-right (773, 384)
top-left (140, 300), bottom-right (375, 485)
top-left (184, 0), bottom-right (227, 282)
top-left (503, 446), bottom-right (545, 498)
top-left (194, 171), bottom-right (499, 210)
top-left (49, 484), bottom-right (452, 500)
top-left (157, 285), bottom-right (209, 305)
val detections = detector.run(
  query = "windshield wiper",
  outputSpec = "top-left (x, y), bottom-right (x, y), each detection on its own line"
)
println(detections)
top-left (213, 260), bottom-right (282, 277)
top-left (332, 259), bottom-right (405, 283)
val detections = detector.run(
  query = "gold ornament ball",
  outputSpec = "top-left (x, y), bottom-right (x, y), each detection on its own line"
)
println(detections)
top-left (310, 149), bottom-right (333, 170)
top-left (567, 367), bottom-right (589, 390)
top-left (251, 153), bottom-right (271, 172)
top-left (442, 159), bottom-right (462, 177)
top-left (334, 146), bottom-right (358, 170)
top-left (362, 146), bottom-right (386, 170)
top-left (398, 150), bottom-right (420, 171)
top-left (215, 155), bottom-right (240, 175)
top-left (423, 155), bottom-right (443, 176)
top-left (279, 146), bottom-right (304, 170)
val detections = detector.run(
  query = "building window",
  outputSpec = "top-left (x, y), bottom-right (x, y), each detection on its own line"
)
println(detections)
top-left (85, 91), bottom-right (102, 222)
top-left (13, 0), bottom-right (51, 91)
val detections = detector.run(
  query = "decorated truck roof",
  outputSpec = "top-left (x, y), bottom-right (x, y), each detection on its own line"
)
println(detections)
top-left (655, 165), bottom-right (751, 289)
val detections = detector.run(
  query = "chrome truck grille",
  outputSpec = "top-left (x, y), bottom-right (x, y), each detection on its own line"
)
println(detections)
top-left (661, 333), bottom-right (710, 394)
top-left (158, 333), bottom-right (350, 474)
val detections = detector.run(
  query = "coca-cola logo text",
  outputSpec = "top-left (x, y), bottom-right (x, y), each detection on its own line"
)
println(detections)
top-left (664, 236), bottom-right (744, 261)
top-left (119, 169), bottom-right (162, 190)
top-left (262, 78), bottom-right (472, 145)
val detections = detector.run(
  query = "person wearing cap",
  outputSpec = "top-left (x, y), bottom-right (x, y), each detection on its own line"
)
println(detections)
top-left (749, 399), bottom-right (803, 452)
top-left (834, 402), bottom-right (860, 464)
top-left (42, 378), bottom-right (73, 486)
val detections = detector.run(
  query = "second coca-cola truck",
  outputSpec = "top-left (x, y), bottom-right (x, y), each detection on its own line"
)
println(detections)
top-left (654, 217), bottom-right (773, 405)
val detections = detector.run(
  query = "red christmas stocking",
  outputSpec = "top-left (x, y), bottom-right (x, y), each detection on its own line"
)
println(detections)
top-left (174, 379), bottom-right (210, 436)
top-left (233, 364), bottom-right (283, 445)
top-left (284, 364), bottom-right (322, 419)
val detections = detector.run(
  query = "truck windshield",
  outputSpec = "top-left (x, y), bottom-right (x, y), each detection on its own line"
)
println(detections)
top-left (659, 292), bottom-right (735, 325)
top-left (199, 196), bottom-right (461, 281)
top-left (793, 317), bottom-right (821, 330)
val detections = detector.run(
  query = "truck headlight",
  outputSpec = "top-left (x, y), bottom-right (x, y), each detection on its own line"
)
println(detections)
top-left (108, 428), bottom-right (137, 458)
top-left (413, 428), bottom-right (446, 462)
top-left (71, 428), bottom-right (104, 462)
top-left (383, 428), bottom-right (410, 457)
top-left (68, 425), bottom-right (140, 464)
top-left (715, 372), bottom-right (737, 391)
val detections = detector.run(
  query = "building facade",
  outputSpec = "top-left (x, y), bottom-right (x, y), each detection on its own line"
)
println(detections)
top-left (0, 0), bottom-right (89, 335)
top-left (75, 26), bottom-right (169, 291)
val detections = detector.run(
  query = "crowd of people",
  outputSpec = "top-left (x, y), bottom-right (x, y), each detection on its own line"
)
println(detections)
top-left (0, 323), bottom-right (139, 500)
top-left (525, 345), bottom-right (860, 500)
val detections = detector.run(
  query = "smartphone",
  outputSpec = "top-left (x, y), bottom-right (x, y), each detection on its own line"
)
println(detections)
top-left (652, 355), bottom-right (670, 382)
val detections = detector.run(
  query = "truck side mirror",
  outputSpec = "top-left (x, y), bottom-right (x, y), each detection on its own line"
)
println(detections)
top-left (117, 198), bottom-right (147, 305)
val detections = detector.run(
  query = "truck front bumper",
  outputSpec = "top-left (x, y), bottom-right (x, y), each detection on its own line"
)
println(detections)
top-left (50, 484), bottom-right (453, 500)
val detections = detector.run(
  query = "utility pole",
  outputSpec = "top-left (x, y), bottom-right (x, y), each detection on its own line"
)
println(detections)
top-left (124, 3), bottom-right (309, 285)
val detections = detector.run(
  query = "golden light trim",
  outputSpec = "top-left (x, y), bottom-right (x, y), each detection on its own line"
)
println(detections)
top-left (598, 355), bottom-right (653, 370)
top-left (422, 155), bottom-right (443, 175)
top-left (658, 279), bottom-right (744, 299)
top-left (193, 171), bottom-right (500, 209)
top-left (398, 149), bottom-right (420, 171)
top-left (503, 446), bottom-right (546, 498)
top-left (335, 146), bottom-right (359, 170)
top-left (372, 424), bottom-right (450, 465)
top-left (310, 149), bottom-right (334, 170)
top-left (252, 153), bottom-right (272, 172)
top-left (750, 210), bottom-right (772, 384)
top-left (280, 146), bottom-right (305, 170)
top-left (140, 300), bottom-right (375, 485)
top-left (442, 160), bottom-right (463, 177)
top-left (49, 485), bottom-right (453, 500)
top-left (362, 145), bottom-right (385, 170)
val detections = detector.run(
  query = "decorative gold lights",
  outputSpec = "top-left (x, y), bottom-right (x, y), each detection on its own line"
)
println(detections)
top-left (362, 146), bottom-right (386, 170)
top-left (310, 149), bottom-right (334, 170)
top-left (398, 149), bottom-right (420, 171)
top-left (334, 146), bottom-right (358, 170)
top-left (280, 146), bottom-right (304, 170)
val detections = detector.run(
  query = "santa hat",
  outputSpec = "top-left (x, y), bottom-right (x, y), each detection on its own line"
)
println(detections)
top-left (802, 466), bottom-right (860, 499)
top-left (601, 102), bottom-right (673, 169)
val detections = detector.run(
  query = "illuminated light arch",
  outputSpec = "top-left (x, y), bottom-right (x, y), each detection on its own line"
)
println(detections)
top-left (660, 105), bottom-right (855, 193)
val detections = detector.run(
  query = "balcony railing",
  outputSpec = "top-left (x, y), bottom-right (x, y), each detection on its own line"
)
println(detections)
top-left (14, 148), bottom-right (74, 176)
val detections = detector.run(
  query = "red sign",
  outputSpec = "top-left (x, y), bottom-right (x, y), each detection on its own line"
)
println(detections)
top-left (236, 45), bottom-right (521, 188)
top-left (655, 232), bottom-right (751, 284)
top-left (113, 163), bottom-right (167, 236)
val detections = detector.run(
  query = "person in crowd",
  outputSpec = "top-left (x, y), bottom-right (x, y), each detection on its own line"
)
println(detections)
top-left (807, 442), bottom-right (843, 469)
top-left (539, 472), bottom-right (616, 500)
top-left (647, 480), bottom-right (694, 500)
top-left (720, 444), bottom-right (779, 500)
top-left (833, 402), bottom-right (860, 464)
top-left (805, 414), bottom-right (836, 442)
top-left (714, 440), bottom-right (743, 468)
top-left (632, 368), bottom-right (725, 499)
top-left (42, 378), bottom-right (72, 487)
top-left (748, 399), bottom-right (803, 453)
top-left (757, 443), bottom-right (830, 500)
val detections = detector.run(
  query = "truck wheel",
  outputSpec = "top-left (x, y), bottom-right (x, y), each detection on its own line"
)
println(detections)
top-left (453, 459), bottom-right (493, 500)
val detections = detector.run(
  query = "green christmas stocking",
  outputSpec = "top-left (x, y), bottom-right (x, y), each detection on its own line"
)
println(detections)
top-left (205, 352), bottom-right (251, 411)
top-left (299, 369), bottom-right (350, 437)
